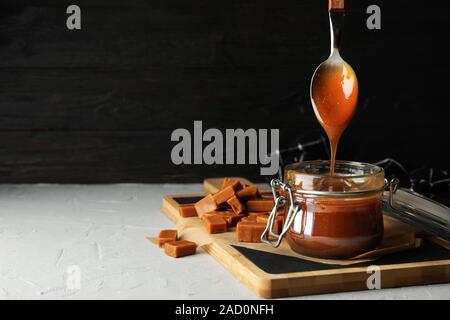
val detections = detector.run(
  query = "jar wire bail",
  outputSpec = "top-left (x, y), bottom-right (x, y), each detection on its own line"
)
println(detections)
top-left (260, 179), bottom-right (300, 247)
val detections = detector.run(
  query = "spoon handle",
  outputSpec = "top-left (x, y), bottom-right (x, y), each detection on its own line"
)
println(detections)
top-left (329, 0), bottom-right (344, 12)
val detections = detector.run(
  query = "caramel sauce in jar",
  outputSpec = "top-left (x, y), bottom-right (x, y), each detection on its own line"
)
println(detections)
top-left (283, 160), bottom-right (385, 259)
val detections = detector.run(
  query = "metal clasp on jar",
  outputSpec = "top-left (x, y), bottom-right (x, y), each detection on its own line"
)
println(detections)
top-left (260, 179), bottom-right (300, 248)
top-left (384, 177), bottom-right (399, 208)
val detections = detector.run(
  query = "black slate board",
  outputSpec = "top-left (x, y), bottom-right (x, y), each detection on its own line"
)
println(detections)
top-left (232, 240), bottom-right (450, 274)
top-left (173, 196), bottom-right (205, 205)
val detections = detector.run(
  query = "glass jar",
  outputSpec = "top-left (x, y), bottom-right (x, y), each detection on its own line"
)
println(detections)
top-left (261, 160), bottom-right (386, 259)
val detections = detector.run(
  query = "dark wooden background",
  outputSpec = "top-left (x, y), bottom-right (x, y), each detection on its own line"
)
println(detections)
top-left (0, 0), bottom-right (449, 183)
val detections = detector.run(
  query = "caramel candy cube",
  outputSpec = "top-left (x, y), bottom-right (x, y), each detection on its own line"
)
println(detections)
top-left (247, 199), bottom-right (275, 212)
top-left (202, 210), bottom-right (242, 227)
top-left (237, 185), bottom-right (259, 201)
top-left (157, 229), bottom-right (177, 247)
top-left (178, 204), bottom-right (198, 218)
top-left (256, 215), bottom-right (284, 234)
top-left (221, 177), bottom-right (232, 189)
top-left (221, 212), bottom-right (244, 228)
top-left (248, 211), bottom-right (269, 217)
top-left (202, 210), bottom-right (221, 219)
top-left (227, 195), bottom-right (245, 214)
top-left (236, 222), bottom-right (266, 243)
top-left (203, 214), bottom-right (227, 234)
top-left (213, 186), bottom-right (235, 205)
top-left (195, 194), bottom-right (218, 218)
top-left (164, 240), bottom-right (197, 258)
top-left (241, 215), bottom-right (257, 223)
top-left (222, 178), bottom-right (243, 192)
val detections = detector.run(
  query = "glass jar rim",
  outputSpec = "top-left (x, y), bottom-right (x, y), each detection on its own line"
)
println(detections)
top-left (284, 160), bottom-right (385, 195)
top-left (285, 160), bottom-right (384, 179)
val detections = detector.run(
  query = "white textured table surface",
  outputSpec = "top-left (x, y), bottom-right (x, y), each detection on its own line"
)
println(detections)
top-left (0, 184), bottom-right (449, 300)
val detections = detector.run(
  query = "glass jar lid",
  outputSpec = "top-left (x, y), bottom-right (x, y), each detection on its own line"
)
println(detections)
top-left (383, 187), bottom-right (450, 241)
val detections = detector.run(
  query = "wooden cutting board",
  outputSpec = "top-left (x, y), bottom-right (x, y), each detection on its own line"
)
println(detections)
top-left (162, 177), bottom-right (450, 298)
